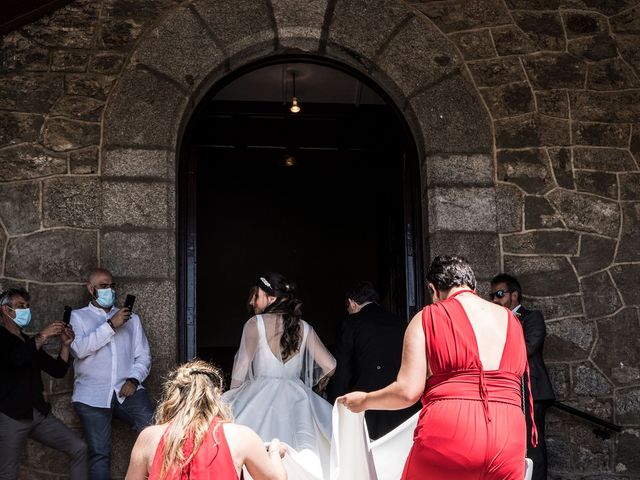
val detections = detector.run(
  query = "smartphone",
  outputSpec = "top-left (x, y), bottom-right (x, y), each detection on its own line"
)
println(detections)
top-left (63, 306), bottom-right (72, 324)
top-left (124, 294), bottom-right (136, 313)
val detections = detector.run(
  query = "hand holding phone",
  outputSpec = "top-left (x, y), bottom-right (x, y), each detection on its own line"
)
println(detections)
top-left (124, 294), bottom-right (136, 317)
top-left (63, 306), bottom-right (72, 324)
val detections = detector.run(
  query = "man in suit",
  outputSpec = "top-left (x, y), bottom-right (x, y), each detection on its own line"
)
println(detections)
top-left (326, 281), bottom-right (420, 439)
top-left (491, 273), bottom-right (555, 480)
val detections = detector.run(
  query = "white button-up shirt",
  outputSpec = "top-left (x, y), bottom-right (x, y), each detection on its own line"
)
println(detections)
top-left (70, 302), bottom-right (151, 407)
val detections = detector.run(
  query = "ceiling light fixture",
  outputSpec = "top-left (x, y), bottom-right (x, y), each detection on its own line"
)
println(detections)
top-left (290, 71), bottom-right (301, 114)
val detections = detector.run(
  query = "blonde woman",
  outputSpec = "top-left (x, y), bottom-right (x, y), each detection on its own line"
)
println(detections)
top-left (125, 359), bottom-right (286, 480)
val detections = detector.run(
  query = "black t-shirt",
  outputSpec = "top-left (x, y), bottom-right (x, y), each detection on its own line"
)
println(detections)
top-left (0, 327), bottom-right (69, 420)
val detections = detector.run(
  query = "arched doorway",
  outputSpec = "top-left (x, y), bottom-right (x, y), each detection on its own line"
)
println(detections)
top-left (177, 56), bottom-right (424, 371)
top-left (99, 0), bottom-right (496, 378)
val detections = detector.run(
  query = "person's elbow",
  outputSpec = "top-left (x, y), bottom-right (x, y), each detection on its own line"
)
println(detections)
top-left (69, 343), bottom-right (89, 360)
top-left (264, 472), bottom-right (287, 480)
top-left (396, 382), bottom-right (422, 406)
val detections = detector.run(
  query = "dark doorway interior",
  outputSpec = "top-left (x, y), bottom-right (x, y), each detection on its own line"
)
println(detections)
top-left (179, 61), bottom-right (423, 380)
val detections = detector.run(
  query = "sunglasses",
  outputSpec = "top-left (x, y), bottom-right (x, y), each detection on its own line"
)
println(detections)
top-left (489, 289), bottom-right (512, 299)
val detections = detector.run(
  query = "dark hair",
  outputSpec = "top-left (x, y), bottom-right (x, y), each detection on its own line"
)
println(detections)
top-left (426, 255), bottom-right (477, 291)
top-left (491, 273), bottom-right (522, 302)
top-left (345, 281), bottom-right (379, 304)
top-left (246, 286), bottom-right (258, 314)
top-left (0, 287), bottom-right (30, 307)
top-left (254, 272), bottom-right (302, 360)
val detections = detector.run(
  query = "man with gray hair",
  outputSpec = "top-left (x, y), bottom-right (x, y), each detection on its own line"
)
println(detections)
top-left (0, 287), bottom-right (88, 480)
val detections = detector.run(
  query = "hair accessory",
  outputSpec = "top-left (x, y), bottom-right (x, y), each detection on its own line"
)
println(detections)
top-left (260, 277), bottom-right (272, 288)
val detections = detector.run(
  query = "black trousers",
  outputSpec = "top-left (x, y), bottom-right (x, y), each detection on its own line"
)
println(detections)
top-left (526, 399), bottom-right (551, 480)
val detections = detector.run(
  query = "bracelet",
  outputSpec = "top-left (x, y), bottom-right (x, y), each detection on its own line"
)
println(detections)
top-left (107, 319), bottom-right (115, 331)
top-left (127, 377), bottom-right (140, 387)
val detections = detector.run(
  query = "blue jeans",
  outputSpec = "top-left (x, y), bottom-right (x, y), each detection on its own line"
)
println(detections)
top-left (73, 389), bottom-right (154, 480)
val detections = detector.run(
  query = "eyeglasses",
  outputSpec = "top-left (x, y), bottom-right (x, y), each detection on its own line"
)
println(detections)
top-left (489, 289), bottom-right (512, 299)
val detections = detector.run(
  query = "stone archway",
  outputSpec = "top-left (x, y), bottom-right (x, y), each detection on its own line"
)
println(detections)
top-left (5, 1), bottom-right (640, 477)
top-left (100, 0), bottom-right (497, 372)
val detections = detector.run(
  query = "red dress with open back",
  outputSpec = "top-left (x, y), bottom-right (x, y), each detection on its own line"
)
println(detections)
top-left (402, 291), bottom-right (537, 480)
top-left (149, 417), bottom-right (238, 480)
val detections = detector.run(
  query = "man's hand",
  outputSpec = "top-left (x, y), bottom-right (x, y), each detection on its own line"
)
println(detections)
top-left (39, 321), bottom-right (65, 341)
top-left (110, 308), bottom-right (131, 328)
top-left (35, 321), bottom-right (66, 349)
top-left (119, 380), bottom-right (137, 397)
top-left (60, 325), bottom-right (75, 346)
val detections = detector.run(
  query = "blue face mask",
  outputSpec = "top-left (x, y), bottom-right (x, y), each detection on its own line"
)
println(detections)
top-left (95, 288), bottom-right (116, 308)
top-left (10, 307), bottom-right (32, 328)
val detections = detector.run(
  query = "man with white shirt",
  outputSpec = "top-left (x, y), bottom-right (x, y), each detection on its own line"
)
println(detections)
top-left (70, 268), bottom-right (154, 480)
top-left (490, 273), bottom-right (555, 480)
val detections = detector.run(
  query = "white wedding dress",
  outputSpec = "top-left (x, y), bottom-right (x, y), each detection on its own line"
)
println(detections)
top-left (222, 314), bottom-right (337, 478)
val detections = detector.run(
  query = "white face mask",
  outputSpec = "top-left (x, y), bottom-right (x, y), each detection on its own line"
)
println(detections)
top-left (94, 288), bottom-right (116, 308)
top-left (9, 307), bottom-right (32, 328)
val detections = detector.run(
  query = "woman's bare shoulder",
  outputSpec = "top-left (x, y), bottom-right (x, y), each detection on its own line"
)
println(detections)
top-left (478, 296), bottom-right (509, 314)
top-left (222, 422), bottom-right (260, 448)
top-left (131, 424), bottom-right (167, 462)
top-left (138, 424), bottom-right (167, 444)
top-left (462, 294), bottom-right (509, 320)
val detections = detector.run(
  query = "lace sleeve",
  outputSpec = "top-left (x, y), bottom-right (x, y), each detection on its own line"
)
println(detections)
top-left (302, 323), bottom-right (337, 387)
top-left (229, 317), bottom-right (259, 389)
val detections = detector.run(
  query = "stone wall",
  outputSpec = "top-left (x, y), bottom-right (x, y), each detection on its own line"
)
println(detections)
top-left (0, 0), bottom-right (639, 478)
top-left (414, 2), bottom-right (640, 477)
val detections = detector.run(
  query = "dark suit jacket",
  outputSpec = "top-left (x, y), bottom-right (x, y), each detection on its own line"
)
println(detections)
top-left (518, 306), bottom-right (555, 401)
top-left (326, 303), bottom-right (420, 439)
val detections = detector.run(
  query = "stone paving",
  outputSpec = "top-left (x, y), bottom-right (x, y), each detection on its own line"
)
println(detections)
top-left (1, 0), bottom-right (639, 477)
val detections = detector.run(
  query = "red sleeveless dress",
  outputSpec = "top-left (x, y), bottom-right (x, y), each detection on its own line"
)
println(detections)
top-left (402, 291), bottom-right (537, 480)
top-left (149, 417), bottom-right (238, 480)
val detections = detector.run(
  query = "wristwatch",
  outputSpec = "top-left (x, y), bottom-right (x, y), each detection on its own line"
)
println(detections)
top-left (126, 378), bottom-right (140, 387)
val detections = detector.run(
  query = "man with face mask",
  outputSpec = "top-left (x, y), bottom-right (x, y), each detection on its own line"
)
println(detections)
top-left (70, 268), bottom-right (153, 480)
top-left (0, 287), bottom-right (88, 479)
top-left (490, 273), bottom-right (555, 480)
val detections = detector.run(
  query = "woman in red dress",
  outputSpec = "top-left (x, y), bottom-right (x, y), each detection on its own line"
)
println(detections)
top-left (125, 359), bottom-right (287, 480)
top-left (340, 255), bottom-right (536, 479)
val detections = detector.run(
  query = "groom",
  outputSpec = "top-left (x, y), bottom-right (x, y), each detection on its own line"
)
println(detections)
top-left (327, 281), bottom-right (420, 439)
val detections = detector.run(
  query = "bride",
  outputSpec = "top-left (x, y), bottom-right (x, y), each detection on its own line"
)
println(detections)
top-left (222, 273), bottom-right (337, 478)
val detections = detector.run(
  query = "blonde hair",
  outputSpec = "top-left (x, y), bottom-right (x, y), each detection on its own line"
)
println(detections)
top-left (155, 359), bottom-right (233, 477)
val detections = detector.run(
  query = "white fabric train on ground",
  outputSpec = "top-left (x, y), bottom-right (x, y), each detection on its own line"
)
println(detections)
top-left (280, 403), bottom-right (418, 480)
